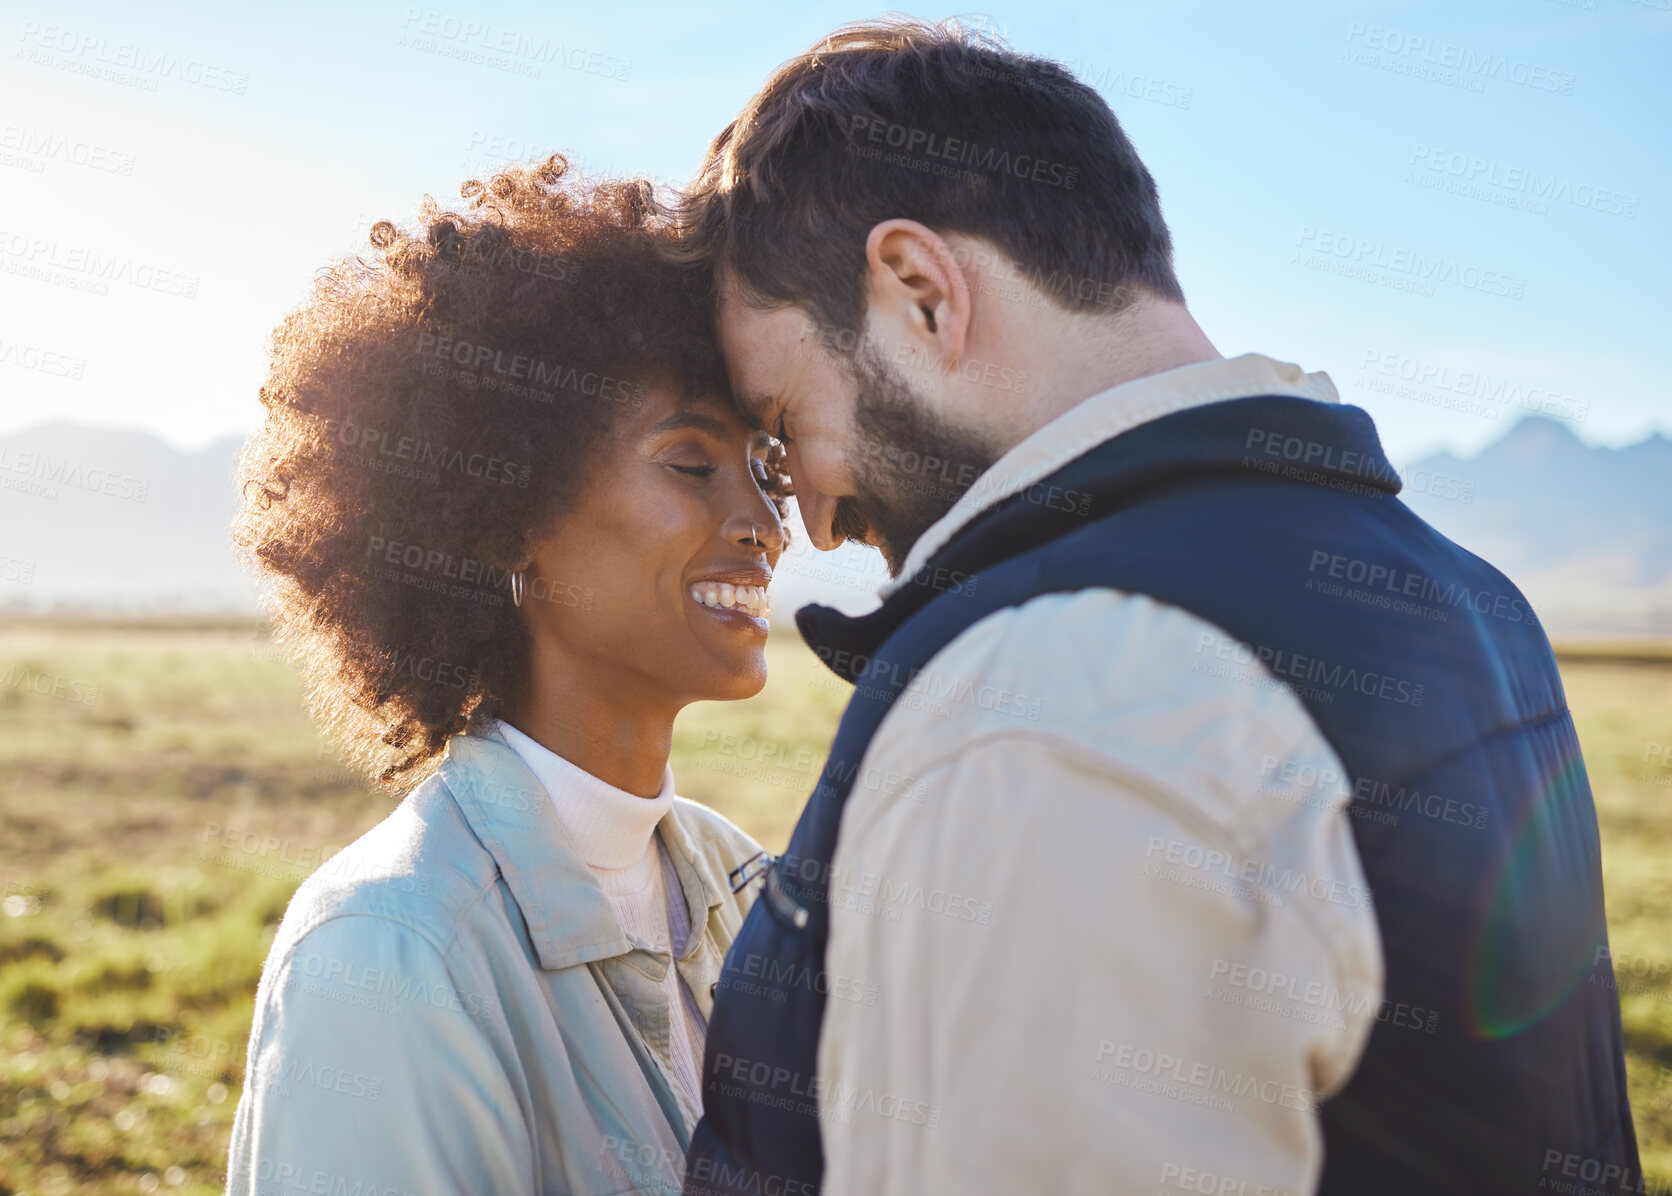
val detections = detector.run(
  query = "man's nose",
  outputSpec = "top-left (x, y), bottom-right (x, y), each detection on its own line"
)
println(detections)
top-left (795, 489), bottom-right (842, 551)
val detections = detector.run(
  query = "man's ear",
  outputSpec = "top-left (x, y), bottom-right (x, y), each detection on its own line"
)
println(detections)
top-left (863, 219), bottom-right (970, 365)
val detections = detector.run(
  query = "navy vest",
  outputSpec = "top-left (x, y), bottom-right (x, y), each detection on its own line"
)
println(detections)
top-left (685, 395), bottom-right (1639, 1196)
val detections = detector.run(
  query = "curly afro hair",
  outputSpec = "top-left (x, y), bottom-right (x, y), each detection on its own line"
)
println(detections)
top-left (234, 156), bottom-right (787, 788)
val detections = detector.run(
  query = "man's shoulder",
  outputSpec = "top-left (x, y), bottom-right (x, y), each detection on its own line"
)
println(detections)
top-left (867, 588), bottom-right (1338, 824)
top-left (891, 586), bottom-right (1297, 731)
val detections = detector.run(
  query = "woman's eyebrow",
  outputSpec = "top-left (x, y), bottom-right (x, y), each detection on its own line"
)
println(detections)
top-left (647, 411), bottom-right (729, 438)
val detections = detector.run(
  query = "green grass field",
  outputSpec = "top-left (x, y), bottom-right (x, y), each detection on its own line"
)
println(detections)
top-left (0, 621), bottom-right (1667, 1192)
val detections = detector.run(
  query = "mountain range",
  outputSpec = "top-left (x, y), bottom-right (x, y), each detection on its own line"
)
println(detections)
top-left (1398, 417), bottom-right (1672, 638)
top-left (2, 415), bottom-right (1668, 638)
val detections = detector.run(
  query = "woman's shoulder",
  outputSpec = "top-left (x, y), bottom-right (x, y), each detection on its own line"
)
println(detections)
top-left (270, 773), bottom-right (501, 970)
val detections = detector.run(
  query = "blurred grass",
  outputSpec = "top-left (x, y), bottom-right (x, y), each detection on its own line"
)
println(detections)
top-left (0, 621), bottom-right (1666, 1191)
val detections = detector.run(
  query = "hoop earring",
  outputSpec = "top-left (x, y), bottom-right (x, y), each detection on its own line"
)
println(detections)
top-left (510, 570), bottom-right (525, 608)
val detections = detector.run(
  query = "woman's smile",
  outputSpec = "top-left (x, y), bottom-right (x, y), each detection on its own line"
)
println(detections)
top-left (689, 569), bottom-right (773, 628)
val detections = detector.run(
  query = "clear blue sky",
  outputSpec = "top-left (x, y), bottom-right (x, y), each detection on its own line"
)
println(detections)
top-left (1, 0), bottom-right (1666, 463)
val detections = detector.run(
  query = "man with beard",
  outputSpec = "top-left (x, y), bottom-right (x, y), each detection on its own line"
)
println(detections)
top-left (674, 17), bottom-right (1639, 1196)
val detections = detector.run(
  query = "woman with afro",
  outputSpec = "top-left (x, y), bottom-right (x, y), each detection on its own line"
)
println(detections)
top-left (226, 158), bottom-right (790, 1194)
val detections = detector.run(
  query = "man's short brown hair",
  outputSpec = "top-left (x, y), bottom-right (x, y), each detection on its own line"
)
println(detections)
top-left (673, 17), bottom-right (1184, 335)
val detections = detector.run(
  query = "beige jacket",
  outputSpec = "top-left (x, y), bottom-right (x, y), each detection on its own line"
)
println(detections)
top-left (815, 355), bottom-right (1385, 1196)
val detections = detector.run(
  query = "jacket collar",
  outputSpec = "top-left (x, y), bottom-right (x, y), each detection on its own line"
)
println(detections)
top-left (438, 728), bottom-right (727, 970)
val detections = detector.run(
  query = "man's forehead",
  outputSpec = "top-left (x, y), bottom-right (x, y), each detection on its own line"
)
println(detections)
top-left (714, 278), bottom-right (813, 417)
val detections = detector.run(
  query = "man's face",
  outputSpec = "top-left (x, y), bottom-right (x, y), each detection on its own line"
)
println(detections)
top-left (716, 274), bottom-right (997, 576)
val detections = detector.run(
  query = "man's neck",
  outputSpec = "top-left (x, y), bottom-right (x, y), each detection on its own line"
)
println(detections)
top-left (985, 294), bottom-right (1221, 457)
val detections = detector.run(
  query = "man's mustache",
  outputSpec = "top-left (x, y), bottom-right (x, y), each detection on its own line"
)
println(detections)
top-left (830, 495), bottom-right (872, 545)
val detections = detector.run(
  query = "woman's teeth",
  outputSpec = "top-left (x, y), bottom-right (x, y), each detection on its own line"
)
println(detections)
top-left (690, 583), bottom-right (771, 618)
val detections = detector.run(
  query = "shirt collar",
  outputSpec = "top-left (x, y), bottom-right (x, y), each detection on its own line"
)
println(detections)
top-left (880, 353), bottom-right (1340, 598)
top-left (437, 728), bottom-right (723, 970)
top-left (495, 719), bottom-right (674, 871)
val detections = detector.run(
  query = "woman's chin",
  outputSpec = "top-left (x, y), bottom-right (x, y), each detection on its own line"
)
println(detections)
top-left (696, 651), bottom-right (768, 702)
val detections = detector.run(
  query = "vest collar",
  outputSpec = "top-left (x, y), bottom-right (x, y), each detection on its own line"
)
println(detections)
top-left (881, 354), bottom-right (1341, 597)
top-left (797, 389), bottom-right (1399, 685)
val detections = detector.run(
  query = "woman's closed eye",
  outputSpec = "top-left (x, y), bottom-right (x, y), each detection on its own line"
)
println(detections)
top-left (668, 463), bottom-right (718, 478)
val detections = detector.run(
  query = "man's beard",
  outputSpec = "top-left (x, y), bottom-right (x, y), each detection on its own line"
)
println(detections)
top-left (830, 347), bottom-right (1000, 577)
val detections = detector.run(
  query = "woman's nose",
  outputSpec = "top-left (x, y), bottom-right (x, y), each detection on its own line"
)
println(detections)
top-left (732, 506), bottom-right (785, 554)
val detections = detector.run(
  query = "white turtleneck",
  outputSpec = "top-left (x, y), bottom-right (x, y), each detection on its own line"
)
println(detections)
top-left (495, 720), bottom-right (707, 1119)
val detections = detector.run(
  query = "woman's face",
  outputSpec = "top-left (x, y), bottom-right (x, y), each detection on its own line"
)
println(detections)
top-left (518, 385), bottom-right (786, 707)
